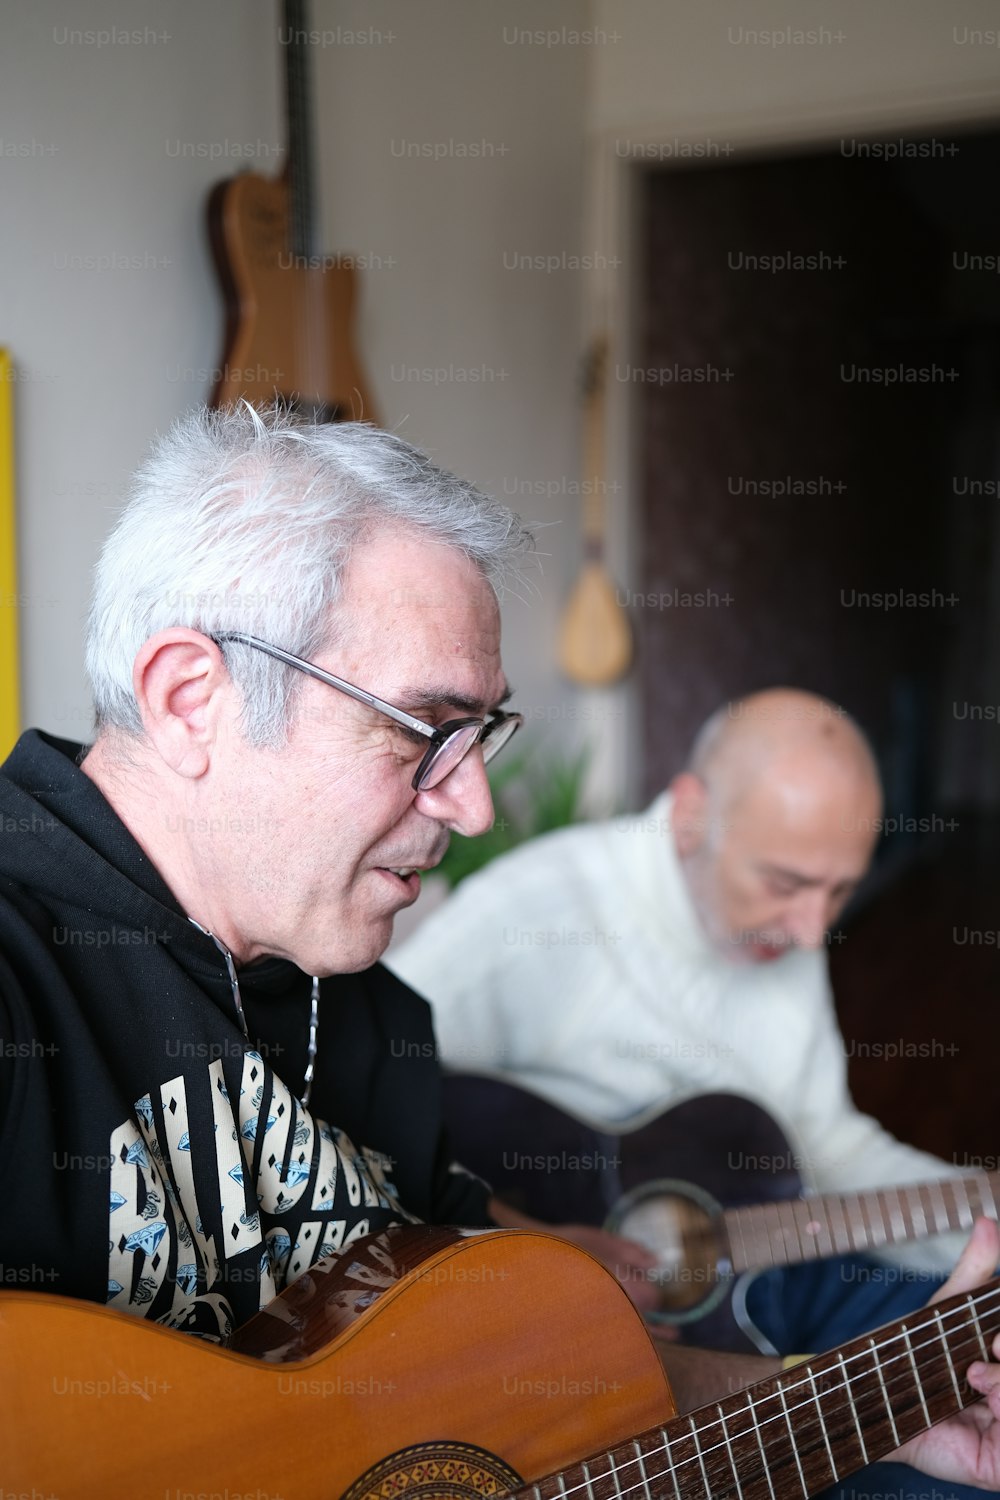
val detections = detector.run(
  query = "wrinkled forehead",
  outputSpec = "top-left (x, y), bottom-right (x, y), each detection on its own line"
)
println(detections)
top-left (334, 530), bottom-right (501, 635)
top-left (331, 531), bottom-right (506, 701)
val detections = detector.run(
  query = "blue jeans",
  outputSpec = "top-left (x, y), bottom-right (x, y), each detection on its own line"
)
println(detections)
top-left (745, 1255), bottom-right (978, 1500)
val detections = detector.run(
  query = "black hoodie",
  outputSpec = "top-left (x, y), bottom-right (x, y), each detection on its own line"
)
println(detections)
top-left (0, 730), bottom-right (491, 1341)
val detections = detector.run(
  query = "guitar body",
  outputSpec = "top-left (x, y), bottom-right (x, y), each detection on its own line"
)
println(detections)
top-left (1, 1226), bottom-right (672, 1496)
top-left (444, 1077), bottom-right (803, 1350)
top-left (208, 170), bottom-right (378, 421)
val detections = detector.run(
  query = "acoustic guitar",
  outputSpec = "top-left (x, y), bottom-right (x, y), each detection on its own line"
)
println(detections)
top-left (207, 0), bottom-right (378, 421)
top-left (3, 1224), bottom-right (998, 1497)
top-left (444, 1075), bottom-right (1000, 1350)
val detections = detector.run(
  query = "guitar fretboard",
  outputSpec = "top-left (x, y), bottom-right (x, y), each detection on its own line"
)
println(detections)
top-left (723, 1172), bottom-right (1000, 1275)
top-left (520, 1277), bottom-right (1000, 1500)
top-left (282, 0), bottom-right (316, 258)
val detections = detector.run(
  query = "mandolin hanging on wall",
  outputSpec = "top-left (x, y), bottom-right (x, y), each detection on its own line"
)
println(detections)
top-left (207, 0), bottom-right (379, 423)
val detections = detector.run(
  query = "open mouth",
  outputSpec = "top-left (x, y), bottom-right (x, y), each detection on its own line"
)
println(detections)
top-left (377, 867), bottom-right (423, 898)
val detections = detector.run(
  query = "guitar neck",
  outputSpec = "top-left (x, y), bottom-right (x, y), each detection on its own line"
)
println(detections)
top-left (723, 1172), bottom-right (1000, 1275)
top-left (282, 0), bottom-right (317, 257)
top-left (520, 1277), bottom-right (1000, 1500)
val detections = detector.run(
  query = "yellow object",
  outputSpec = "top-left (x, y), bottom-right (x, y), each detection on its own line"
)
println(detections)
top-left (0, 350), bottom-right (19, 756)
top-left (781, 1353), bottom-right (814, 1371)
top-left (557, 560), bottom-right (633, 686)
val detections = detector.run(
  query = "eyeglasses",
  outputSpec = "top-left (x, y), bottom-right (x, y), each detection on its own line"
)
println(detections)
top-left (214, 632), bottom-right (523, 792)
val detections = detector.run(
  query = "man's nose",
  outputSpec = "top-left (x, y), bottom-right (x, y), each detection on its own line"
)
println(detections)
top-left (413, 747), bottom-right (495, 837)
top-left (786, 889), bottom-right (831, 949)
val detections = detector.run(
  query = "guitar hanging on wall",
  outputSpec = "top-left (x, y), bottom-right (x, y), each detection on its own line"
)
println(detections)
top-left (207, 0), bottom-right (379, 422)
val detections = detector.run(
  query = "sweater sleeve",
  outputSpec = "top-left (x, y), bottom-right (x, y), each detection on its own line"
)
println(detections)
top-left (789, 965), bottom-right (967, 1273)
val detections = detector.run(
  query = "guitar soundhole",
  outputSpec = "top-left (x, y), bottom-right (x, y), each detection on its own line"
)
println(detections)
top-left (613, 1184), bottom-right (727, 1317)
top-left (341, 1442), bottom-right (522, 1500)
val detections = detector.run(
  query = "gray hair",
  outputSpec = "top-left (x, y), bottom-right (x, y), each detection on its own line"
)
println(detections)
top-left (87, 404), bottom-right (533, 745)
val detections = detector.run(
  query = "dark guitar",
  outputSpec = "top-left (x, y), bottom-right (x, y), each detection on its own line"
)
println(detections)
top-left (207, 0), bottom-right (378, 421)
top-left (3, 1224), bottom-right (999, 1497)
top-left (444, 1075), bottom-right (1000, 1350)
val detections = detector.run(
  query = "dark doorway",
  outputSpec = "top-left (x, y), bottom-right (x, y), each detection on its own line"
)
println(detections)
top-left (634, 132), bottom-right (1000, 825)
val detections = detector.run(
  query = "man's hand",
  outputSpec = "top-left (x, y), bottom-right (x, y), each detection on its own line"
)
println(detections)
top-left (894, 1217), bottom-right (1000, 1488)
top-left (487, 1195), bottom-right (664, 1314)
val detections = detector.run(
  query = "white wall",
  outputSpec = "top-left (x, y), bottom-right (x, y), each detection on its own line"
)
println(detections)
top-left (593, 0), bottom-right (1000, 140)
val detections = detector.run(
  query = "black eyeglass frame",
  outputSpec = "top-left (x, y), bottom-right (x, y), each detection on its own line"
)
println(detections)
top-left (214, 631), bottom-right (522, 791)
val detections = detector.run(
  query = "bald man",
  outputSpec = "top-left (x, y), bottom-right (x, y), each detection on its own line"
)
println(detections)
top-left (390, 688), bottom-right (965, 1292)
top-left (671, 687), bottom-right (883, 960)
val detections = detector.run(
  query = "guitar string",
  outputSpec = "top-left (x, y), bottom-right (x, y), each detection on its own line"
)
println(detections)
top-left (548, 1308), bottom-right (999, 1500)
top-left (555, 1301), bottom-right (1000, 1500)
top-left (730, 1174), bottom-right (999, 1264)
top-left (563, 1303), bottom-right (1000, 1500)
top-left (535, 1282), bottom-right (1000, 1500)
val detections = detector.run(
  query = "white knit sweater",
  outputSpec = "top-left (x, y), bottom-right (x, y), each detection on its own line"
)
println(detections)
top-left (390, 793), bottom-right (966, 1272)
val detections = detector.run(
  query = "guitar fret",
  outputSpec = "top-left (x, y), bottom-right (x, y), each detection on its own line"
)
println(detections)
top-left (935, 1308), bottom-right (964, 1403)
top-left (660, 1427), bottom-right (683, 1500)
top-left (983, 1174), bottom-right (1000, 1218)
top-left (688, 1412), bottom-right (713, 1497)
top-left (777, 1200), bottom-right (806, 1263)
top-left (715, 1405), bottom-right (745, 1500)
top-left (749, 1205), bottom-right (776, 1266)
top-left (828, 1192), bottom-right (852, 1255)
top-left (788, 1198), bottom-right (813, 1260)
top-left (970, 1175), bottom-right (991, 1216)
top-left (902, 1325), bottom-right (931, 1427)
top-left (850, 1194), bottom-right (872, 1252)
top-left (606, 1449), bottom-right (624, 1500)
top-left (929, 1179), bottom-right (950, 1234)
top-left (870, 1337), bottom-right (902, 1448)
top-left (777, 1381), bottom-right (809, 1496)
top-left (837, 1349), bottom-right (869, 1466)
top-left (954, 1177), bottom-right (975, 1230)
top-left (806, 1366), bottom-right (839, 1484)
top-left (744, 1388), bottom-right (778, 1500)
top-left (884, 1185), bottom-right (905, 1242)
top-left (907, 1183), bottom-right (929, 1239)
top-left (581, 1460), bottom-right (594, 1500)
top-left (852, 1190), bottom-right (872, 1248)
top-left (632, 1439), bottom-right (652, 1500)
top-left (727, 1208), bottom-right (753, 1274)
top-left (794, 1194), bottom-right (832, 1259)
top-left (967, 1298), bottom-right (991, 1361)
top-left (863, 1189), bottom-right (888, 1249)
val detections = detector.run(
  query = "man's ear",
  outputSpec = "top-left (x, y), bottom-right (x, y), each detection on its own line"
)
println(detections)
top-left (669, 772), bottom-right (709, 857)
top-left (132, 630), bottom-right (230, 778)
